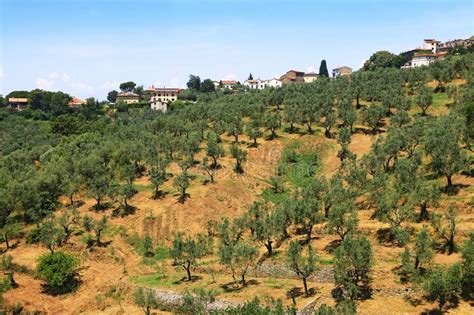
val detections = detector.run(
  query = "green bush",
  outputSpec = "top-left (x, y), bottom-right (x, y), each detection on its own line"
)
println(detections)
top-left (36, 251), bottom-right (79, 294)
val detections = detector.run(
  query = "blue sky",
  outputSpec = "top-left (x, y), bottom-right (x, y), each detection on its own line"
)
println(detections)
top-left (1, 0), bottom-right (473, 99)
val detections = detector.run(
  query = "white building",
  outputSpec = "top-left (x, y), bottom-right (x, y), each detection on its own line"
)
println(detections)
top-left (151, 101), bottom-right (167, 112)
top-left (244, 79), bottom-right (259, 89)
top-left (213, 80), bottom-right (237, 89)
top-left (266, 78), bottom-right (283, 88)
top-left (421, 39), bottom-right (441, 53)
top-left (405, 52), bottom-right (447, 68)
top-left (244, 78), bottom-right (282, 90)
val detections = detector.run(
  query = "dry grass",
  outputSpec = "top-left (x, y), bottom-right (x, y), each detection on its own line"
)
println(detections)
top-left (2, 114), bottom-right (473, 314)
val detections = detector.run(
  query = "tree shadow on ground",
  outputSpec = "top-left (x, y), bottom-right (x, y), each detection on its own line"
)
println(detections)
top-left (112, 205), bottom-right (137, 217)
top-left (461, 283), bottom-right (474, 304)
top-left (265, 134), bottom-right (279, 141)
top-left (353, 126), bottom-right (381, 135)
top-left (283, 126), bottom-right (302, 134)
top-left (331, 286), bottom-right (372, 301)
top-left (173, 275), bottom-right (202, 285)
top-left (220, 279), bottom-right (259, 292)
top-left (152, 190), bottom-right (170, 200)
top-left (391, 265), bottom-right (410, 284)
top-left (0, 241), bottom-right (21, 254)
top-left (324, 239), bottom-right (342, 254)
top-left (461, 169), bottom-right (474, 178)
top-left (375, 228), bottom-right (404, 247)
top-left (41, 278), bottom-right (82, 296)
top-left (86, 239), bottom-right (112, 249)
top-left (90, 202), bottom-right (113, 212)
top-left (420, 296), bottom-right (460, 314)
top-left (175, 192), bottom-right (191, 204)
top-left (72, 200), bottom-right (85, 208)
top-left (443, 183), bottom-right (469, 196)
top-left (404, 295), bottom-right (424, 307)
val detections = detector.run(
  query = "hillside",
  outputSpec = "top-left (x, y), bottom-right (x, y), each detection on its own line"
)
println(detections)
top-left (1, 57), bottom-right (474, 314)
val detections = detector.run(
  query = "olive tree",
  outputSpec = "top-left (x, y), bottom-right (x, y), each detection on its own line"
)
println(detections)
top-left (230, 144), bottom-right (247, 173)
top-left (173, 170), bottom-right (191, 203)
top-left (148, 157), bottom-right (169, 199)
top-left (206, 132), bottom-right (225, 168)
top-left (170, 234), bottom-right (205, 281)
top-left (134, 287), bottom-right (159, 315)
top-left (431, 207), bottom-right (457, 255)
top-left (423, 114), bottom-right (468, 191)
top-left (416, 87), bottom-right (433, 116)
top-left (83, 215), bottom-right (108, 247)
top-left (219, 240), bottom-right (258, 287)
top-left (334, 237), bottom-right (373, 300)
top-left (286, 241), bottom-right (318, 296)
top-left (422, 263), bottom-right (462, 311)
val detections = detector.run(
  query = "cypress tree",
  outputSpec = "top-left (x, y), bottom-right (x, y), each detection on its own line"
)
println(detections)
top-left (319, 59), bottom-right (329, 77)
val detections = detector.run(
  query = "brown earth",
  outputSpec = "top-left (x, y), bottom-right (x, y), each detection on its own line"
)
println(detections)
top-left (3, 123), bottom-right (474, 314)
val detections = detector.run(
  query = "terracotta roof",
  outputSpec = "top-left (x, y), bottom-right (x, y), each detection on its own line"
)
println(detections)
top-left (287, 70), bottom-right (305, 74)
top-left (413, 52), bottom-right (447, 58)
top-left (147, 86), bottom-right (181, 92)
top-left (69, 96), bottom-right (86, 106)
top-left (333, 66), bottom-right (352, 71)
top-left (424, 39), bottom-right (440, 43)
top-left (221, 80), bottom-right (237, 85)
top-left (117, 92), bottom-right (140, 97)
top-left (304, 72), bottom-right (318, 76)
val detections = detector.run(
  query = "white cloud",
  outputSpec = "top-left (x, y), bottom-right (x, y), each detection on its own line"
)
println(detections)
top-left (222, 73), bottom-right (237, 80)
top-left (36, 78), bottom-right (55, 89)
top-left (168, 77), bottom-right (182, 88)
top-left (35, 72), bottom-right (96, 96)
top-left (69, 82), bottom-right (94, 94)
top-left (306, 65), bottom-right (316, 73)
top-left (99, 81), bottom-right (119, 90)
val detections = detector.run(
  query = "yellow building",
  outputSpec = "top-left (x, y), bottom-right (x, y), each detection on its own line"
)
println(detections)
top-left (332, 66), bottom-right (352, 78)
top-left (8, 97), bottom-right (29, 110)
top-left (303, 72), bottom-right (318, 83)
top-left (116, 92), bottom-right (140, 104)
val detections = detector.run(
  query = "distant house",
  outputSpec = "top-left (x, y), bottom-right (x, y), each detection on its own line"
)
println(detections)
top-left (438, 36), bottom-right (474, 52)
top-left (147, 86), bottom-right (182, 112)
top-left (402, 39), bottom-right (447, 68)
top-left (303, 72), bottom-right (318, 83)
top-left (280, 70), bottom-right (305, 84)
top-left (222, 80), bottom-right (237, 89)
top-left (68, 96), bottom-right (86, 108)
top-left (332, 66), bottom-right (352, 78)
top-left (116, 92), bottom-right (140, 104)
top-left (409, 52), bottom-right (447, 67)
top-left (215, 80), bottom-right (237, 90)
top-left (244, 78), bottom-right (282, 90)
top-left (244, 79), bottom-right (260, 90)
top-left (266, 78), bottom-right (283, 88)
top-left (8, 97), bottom-right (28, 110)
top-left (421, 39), bottom-right (441, 53)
